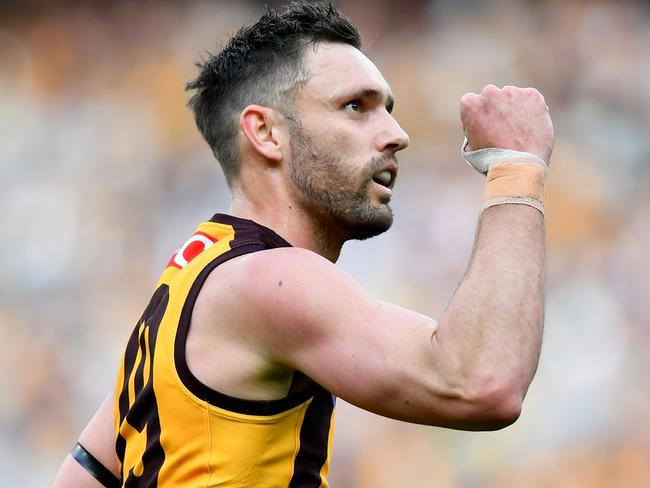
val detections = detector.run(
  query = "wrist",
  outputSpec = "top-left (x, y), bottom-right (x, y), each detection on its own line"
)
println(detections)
top-left (461, 139), bottom-right (549, 215)
top-left (483, 160), bottom-right (547, 214)
top-left (461, 137), bottom-right (549, 174)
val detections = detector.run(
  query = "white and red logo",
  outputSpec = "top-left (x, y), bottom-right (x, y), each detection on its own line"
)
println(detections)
top-left (167, 231), bottom-right (217, 269)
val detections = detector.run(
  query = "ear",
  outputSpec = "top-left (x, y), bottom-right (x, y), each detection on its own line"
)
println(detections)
top-left (239, 105), bottom-right (287, 162)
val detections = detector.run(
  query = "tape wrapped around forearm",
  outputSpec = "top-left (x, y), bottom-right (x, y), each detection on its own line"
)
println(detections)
top-left (461, 138), bottom-right (549, 214)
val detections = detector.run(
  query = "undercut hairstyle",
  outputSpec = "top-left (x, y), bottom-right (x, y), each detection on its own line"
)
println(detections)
top-left (186, 1), bottom-right (361, 184)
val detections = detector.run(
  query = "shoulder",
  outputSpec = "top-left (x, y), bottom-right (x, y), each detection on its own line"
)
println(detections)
top-left (203, 246), bottom-right (352, 303)
top-left (235, 247), bottom-right (369, 313)
top-left (239, 247), bottom-right (348, 290)
top-left (195, 245), bottom-right (372, 353)
top-left (238, 246), bottom-right (337, 276)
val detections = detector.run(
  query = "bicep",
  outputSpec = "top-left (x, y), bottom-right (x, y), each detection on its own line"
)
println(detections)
top-left (241, 249), bottom-right (469, 426)
top-left (295, 297), bottom-right (445, 422)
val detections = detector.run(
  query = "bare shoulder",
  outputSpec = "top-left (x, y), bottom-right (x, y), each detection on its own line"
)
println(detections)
top-left (221, 246), bottom-right (373, 321)
top-left (231, 246), bottom-right (343, 283)
top-left (187, 247), bottom-right (341, 399)
top-left (196, 248), bottom-right (436, 421)
top-left (189, 246), bottom-right (362, 397)
top-left (195, 245), bottom-right (381, 360)
top-left (200, 246), bottom-right (360, 319)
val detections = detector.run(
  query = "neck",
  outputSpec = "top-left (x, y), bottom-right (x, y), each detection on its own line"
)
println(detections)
top-left (228, 187), bottom-right (345, 263)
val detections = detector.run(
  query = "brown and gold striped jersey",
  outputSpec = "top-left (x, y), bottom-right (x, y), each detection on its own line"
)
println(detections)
top-left (114, 214), bottom-right (336, 487)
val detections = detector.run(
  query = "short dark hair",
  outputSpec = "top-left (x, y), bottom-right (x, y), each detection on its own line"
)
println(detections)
top-left (185, 1), bottom-right (361, 183)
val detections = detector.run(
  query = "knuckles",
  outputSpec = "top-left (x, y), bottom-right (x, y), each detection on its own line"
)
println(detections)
top-left (481, 84), bottom-right (499, 95)
top-left (523, 87), bottom-right (539, 96)
top-left (466, 84), bottom-right (547, 111)
top-left (459, 84), bottom-right (554, 156)
top-left (460, 92), bottom-right (479, 106)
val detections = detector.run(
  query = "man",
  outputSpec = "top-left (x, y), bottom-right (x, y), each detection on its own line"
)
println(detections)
top-left (54, 2), bottom-right (554, 486)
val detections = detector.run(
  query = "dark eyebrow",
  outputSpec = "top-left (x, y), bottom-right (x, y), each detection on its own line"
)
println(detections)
top-left (336, 88), bottom-right (395, 113)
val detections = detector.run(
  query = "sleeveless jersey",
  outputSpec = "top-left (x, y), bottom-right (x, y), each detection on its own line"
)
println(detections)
top-left (113, 213), bottom-right (336, 487)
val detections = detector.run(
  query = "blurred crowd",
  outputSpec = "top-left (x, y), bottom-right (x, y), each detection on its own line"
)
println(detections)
top-left (1, 0), bottom-right (649, 486)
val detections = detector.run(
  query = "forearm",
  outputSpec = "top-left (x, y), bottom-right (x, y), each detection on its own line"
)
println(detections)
top-left (435, 203), bottom-right (545, 404)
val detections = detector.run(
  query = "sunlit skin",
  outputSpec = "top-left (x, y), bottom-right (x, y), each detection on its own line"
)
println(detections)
top-left (286, 42), bottom-right (410, 245)
top-left (231, 42), bottom-right (409, 261)
top-left (52, 43), bottom-right (411, 486)
top-left (53, 39), bottom-right (552, 487)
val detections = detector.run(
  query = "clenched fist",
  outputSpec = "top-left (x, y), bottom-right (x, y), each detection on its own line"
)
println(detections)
top-left (460, 85), bottom-right (554, 164)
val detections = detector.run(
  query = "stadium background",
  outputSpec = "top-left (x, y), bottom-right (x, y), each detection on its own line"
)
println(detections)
top-left (1, 0), bottom-right (649, 485)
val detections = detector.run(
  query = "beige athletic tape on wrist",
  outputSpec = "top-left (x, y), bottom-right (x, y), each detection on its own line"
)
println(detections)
top-left (483, 160), bottom-right (547, 214)
top-left (461, 138), bottom-right (549, 214)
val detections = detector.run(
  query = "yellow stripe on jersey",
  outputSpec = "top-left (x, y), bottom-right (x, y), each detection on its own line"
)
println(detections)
top-left (114, 214), bottom-right (335, 487)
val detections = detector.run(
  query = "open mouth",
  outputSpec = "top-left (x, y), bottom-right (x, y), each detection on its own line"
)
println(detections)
top-left (371, 165), bottom-right (397, 189)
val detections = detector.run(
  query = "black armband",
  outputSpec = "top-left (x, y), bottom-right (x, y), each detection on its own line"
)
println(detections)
top-left (70, 442), bottom-right (120, 488)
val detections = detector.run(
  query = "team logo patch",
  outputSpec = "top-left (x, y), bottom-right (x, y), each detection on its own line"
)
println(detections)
top-left (167, 231), bottom-right (217, 269)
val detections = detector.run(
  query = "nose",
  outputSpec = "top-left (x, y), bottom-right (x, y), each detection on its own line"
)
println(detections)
top-left (378, 112), bottom-right (410, 154)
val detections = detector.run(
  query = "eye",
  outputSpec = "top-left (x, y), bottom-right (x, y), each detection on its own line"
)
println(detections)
top-left (344, 100), bottom-right (362, 112)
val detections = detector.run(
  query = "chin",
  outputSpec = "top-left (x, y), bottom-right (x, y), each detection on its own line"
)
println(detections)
top-left (344, 207), bottom-right (394, 241)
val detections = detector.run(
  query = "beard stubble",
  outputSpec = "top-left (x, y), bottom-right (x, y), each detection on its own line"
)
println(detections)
top-left (287, 121), bottom-right (394, 241)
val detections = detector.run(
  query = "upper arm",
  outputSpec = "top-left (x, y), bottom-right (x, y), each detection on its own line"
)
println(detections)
top-left (227, 248), bottom-right (482, 427)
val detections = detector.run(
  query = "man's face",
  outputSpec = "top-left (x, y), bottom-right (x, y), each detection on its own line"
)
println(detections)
top-left (287, 42), bottom-right (410, 241)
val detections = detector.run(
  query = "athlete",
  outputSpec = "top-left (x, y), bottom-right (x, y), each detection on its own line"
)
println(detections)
top-left (54, 2), bottom-right (554, 487)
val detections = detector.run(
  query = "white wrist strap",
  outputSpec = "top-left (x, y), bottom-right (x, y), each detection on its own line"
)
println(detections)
top-left (461, 137), bottom-right (548, 174)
